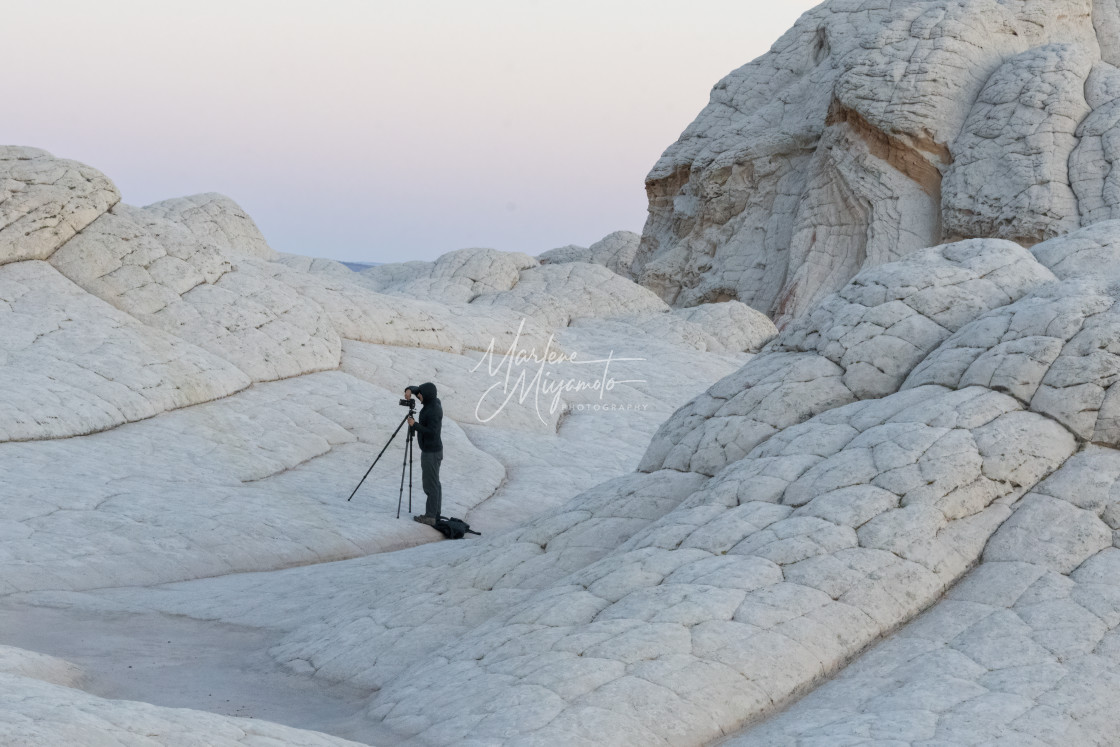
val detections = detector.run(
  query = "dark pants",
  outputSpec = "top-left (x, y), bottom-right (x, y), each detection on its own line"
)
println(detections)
top-left (421, 449), bottom-right (443, 518)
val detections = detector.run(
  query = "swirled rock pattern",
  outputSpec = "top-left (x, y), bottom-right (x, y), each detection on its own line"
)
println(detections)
top-left (639, 239), bottom-right (1054, 476)
top-left (32, 219), bottom-right (1115, 746)
top-left (632, 0), bottom-right (1113, 323)
top-left (730, 446), bottom-right (1120, 745)
top-left (14, 2), bottom-right (1120, 737)
top-left (357, 387), bottom-right (1073, 745)
top-left (0, 260), bottom-right (249, 442)
top-left (49, 201), bottom-right (342, 382)
top-left (903, 277), bottom-right (1120, 443)
top-left (0, 146), bottom-right (756, 741)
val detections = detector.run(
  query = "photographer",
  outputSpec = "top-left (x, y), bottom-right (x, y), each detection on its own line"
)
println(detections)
top-left (404, 382), bottom-right (443, 525)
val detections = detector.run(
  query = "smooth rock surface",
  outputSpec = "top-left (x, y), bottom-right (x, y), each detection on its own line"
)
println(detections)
top-left (0, 672), bottom-right (366, 746)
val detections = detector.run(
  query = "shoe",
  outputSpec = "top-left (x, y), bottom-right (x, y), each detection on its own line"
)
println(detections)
top-left (413, 514), bottom-right (437, 526)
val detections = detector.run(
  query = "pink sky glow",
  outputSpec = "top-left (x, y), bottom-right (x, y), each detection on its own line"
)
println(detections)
top-left (6, 1), bottom-right (821, 263)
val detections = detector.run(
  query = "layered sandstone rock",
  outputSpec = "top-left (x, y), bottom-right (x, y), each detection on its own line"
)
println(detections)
top-left (633, 0), bottom-right (1115, 326)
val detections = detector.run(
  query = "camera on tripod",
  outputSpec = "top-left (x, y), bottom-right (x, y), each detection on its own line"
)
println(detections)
top-left (347, 392), bottom-right (418, 514)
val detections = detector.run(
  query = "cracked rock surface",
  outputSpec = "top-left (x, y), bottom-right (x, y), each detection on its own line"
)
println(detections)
top-left (731, 446), bottom-right (1120, 745)
top-left (538, 230), bottom-right (642, 279)
top-left (13, 3), bottom-right (1120, 737)
top-left (24, 218), bottom-right (1120, 745)
top-left (0, 260), bottom-right (249, 442)
top-left (142, 192), bottom-right (277, 260)
top-left (0, 146), bottom-right (119, 266)
top-left (632, 0), bottom-right (1114, 321)
top-left (0, 146), bottom-right (750, 742)
top-left (639, 239), bottom-right (1054, 477)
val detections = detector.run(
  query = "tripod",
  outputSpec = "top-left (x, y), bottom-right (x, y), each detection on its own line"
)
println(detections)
top-left (346, 409), bottom-right (415, 519)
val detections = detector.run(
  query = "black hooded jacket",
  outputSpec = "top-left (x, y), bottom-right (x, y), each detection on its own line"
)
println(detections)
top-left (408, 382), bottom-right (443, 452)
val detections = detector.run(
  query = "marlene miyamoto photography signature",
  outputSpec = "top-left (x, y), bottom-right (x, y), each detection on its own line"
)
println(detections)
top-left (471, 319), bottom-right (647, 424)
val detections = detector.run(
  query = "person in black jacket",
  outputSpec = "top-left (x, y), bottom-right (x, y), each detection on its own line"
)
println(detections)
top-left (404, 382), bottom-right (443, 525)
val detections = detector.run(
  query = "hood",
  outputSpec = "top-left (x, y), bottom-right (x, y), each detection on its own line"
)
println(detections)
top-left (417, 382), bottom-right (438, 402)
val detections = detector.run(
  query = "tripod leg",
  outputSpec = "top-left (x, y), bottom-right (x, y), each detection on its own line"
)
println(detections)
top-left (348, 412), bottom-right (411, 502)
top-left (396, 463), bottom-right (403, 520)
top-left (408, 433), bottom-right (414, 514)
top-left (398, 425), bottom-right (410, 519)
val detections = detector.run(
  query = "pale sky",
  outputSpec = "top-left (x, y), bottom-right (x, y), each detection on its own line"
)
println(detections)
top-left (5, 1), bottom-right (820, 263)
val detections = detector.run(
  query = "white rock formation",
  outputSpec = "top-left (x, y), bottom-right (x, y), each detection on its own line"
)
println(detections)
top-left (48, 203), bottom-right (234, 313)
top-left (904, 277), bottom-right (1120, 442)
top-left (0, 260), bottom-right (249, 442)
top-left (631, 0), bottom-right (1113, 323)
top-left (538, 230), bottom-right (641, 278)
top-left (13, 2), bottom-right (1120, 739)
top-left (732, 447), bottom-right (1120, 745)
top-left (0, 143), bottom-right (766, 745)
top-left (942, 43), bottom-right (1093, 245)
top-left (360, 248), bottom-right (669, 329)
top-left (0, 646), bottom-right (83, 688)
top-left (353, 387), bottom-right (1073, 745)
top-left (357, 247), bottom-right (537, 304)
top-left (640, 239), bottom-right (1054, 476)
top-left (468, 261), bottom-right (671, 328)
top-left (274, 252), bottom-right (357, 278)
top-left (1070, 63), bottom-right (1120, 225)
top-left (0, 146), bottom-right (119, 265)
top-left (49, 201), bottom-right (342, 382)
top-left (0, 225), bottom-right (1113, 745)
top-left (566, 300), bottom-right (777, 355)
top-left (0, 370), bottom-right (508, 594)
top-left (143, 192), bottom-right (277, 260)
top-left (29, 218), bottom-right (1116, 746)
